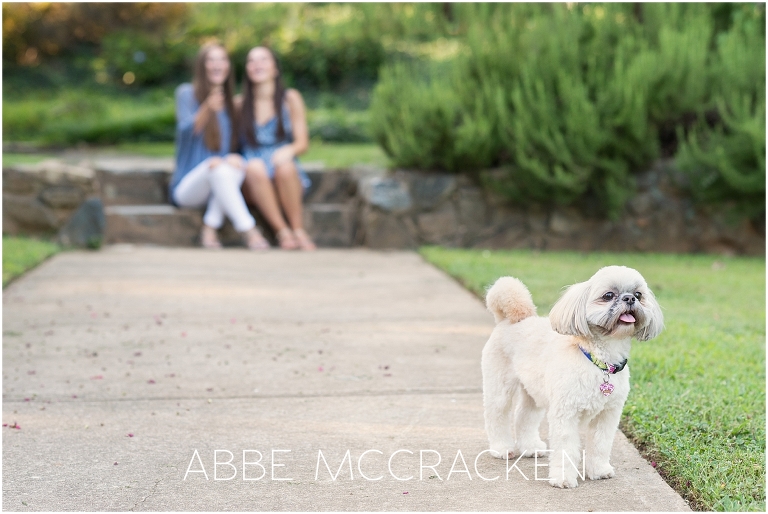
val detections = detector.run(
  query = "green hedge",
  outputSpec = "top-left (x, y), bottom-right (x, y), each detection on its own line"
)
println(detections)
top-left (370, 4), bottom-right (765, 220)
top-left (2, 89), bottom-right (176, 145)
top-left (2, 88), bottom-right (370, 146)
top-left (676, 9), bottom-right (766, 221)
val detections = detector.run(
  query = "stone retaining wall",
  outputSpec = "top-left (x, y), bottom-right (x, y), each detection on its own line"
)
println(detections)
top-left (2, 157), bottom-right (764, 255)
top-left (3, 159), bottom-right (98, 235)
top-left (354, 161), bottom-right (765, 255)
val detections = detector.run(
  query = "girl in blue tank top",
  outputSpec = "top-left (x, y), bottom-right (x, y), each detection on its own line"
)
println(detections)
top-left (238, 46), bottom-right (316, 250)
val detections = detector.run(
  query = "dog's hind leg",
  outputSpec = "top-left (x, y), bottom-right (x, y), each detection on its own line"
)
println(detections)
top-left (482, 372), bottom-right (518, 459)
top-left (513, 388), bottom-right (547, 457)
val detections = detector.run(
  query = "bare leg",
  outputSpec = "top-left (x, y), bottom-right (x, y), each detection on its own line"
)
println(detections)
top-left (274, 161), bottom-right (315, 250)
top-left (242, 160), bottom-right (289, 231)
top-left (273, 161), bottom-right (304, 229)
top-left (242, 160), bottom-right (297, 250)
top-left (200, 224), bottom-right (221, 249)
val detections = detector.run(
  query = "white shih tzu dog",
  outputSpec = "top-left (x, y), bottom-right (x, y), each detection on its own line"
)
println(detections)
top-left (482, 266), bottom-right (663, 488)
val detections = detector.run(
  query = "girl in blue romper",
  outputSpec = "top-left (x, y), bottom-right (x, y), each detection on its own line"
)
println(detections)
top-left (238, 46), bottom-right (316, 251)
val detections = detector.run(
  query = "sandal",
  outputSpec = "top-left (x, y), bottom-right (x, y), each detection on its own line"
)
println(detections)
top-left (244, 228), bottom-right (270, 251)
top-left (293, 228), bottom-right (317, 251)
top-left (276, 228), bottom-right (299, 250)
top-left (201, 225), bottom-right (222, 250)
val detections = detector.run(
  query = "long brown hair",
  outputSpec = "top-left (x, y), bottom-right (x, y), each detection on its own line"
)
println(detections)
top-left (192, 42), bottom-right (237, 152)
top-left (240, 46), bottom-right (286, 148)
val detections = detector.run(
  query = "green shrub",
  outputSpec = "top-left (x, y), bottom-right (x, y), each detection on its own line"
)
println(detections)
top-left (307, 108), bottom-right (371, 143)
top-left (676, 7), bottom-right (766, 221)
top-left (370, 62), bottom-right (459, 170)
top-left (2, 86), bottom-right (370, 146)
top-left (2, 88), bottom-right (176, 146)
top-left (46, 107), bottom-right (176, 146)
top-left (2, 97), bottom-right (49, 140)
top-left (371, 5), bottom-right (660, 217)
top-left (370, 3), bottom-right (766, 220)
top-left (492, 7), bottom-right (658, 217)
top-left (283, 33), bottom-right (385, 91)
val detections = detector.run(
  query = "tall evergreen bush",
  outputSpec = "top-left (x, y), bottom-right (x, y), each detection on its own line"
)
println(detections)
top-left (676, 7), bottom-right (766, 221)
top-left (370, 62), bottom-right (459, 170)
top-left (370, 3), bottom-right (766, 221)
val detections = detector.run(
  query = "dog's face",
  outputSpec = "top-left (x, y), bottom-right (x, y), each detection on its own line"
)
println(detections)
top-left (549, 266), bottom-right (663, 341)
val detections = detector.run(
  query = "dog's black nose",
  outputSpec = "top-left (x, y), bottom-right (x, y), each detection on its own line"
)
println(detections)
top-left (621, 293), bottom-right (636, 305)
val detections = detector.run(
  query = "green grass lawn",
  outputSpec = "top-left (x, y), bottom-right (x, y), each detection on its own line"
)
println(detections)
top-left (2, 142), bottom-right (388, 169)
top-left (3, 236), bottom-right (61, 287)
top-left (302, 141), bottom-right (389, 168)
top-left (420, 247), bottom-right (766, 512)
top-left (2, 153), bottom-right (58, 167)
top-left (112, 141), bottom-right (175, 156)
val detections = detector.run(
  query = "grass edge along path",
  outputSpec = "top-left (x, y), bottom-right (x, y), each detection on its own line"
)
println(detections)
top-left (419, 246), bottom-right (766, 512)
top-left (3, 236), bottom-right (61, 288)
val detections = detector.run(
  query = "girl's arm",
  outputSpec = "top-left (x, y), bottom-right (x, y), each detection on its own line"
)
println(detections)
top-left (175, 84), bottom-right (198, 134)
top-left (285, 88), bottom-right (309, 156)
top-left (193, 86), bottom-right (224, 135)
top-left (269, 89), bottom-right (309, 166)
top-left (176, 83), bottom-right (222, 137)
top-left (225, 94), bottom-right (245, 168)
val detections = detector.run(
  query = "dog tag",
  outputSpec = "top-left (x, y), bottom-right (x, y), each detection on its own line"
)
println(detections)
top-left (599, 382), bottom-right (615, 396)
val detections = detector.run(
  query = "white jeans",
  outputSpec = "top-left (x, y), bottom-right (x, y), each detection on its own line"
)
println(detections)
top-left (172, 158), bottom-right (256, 232)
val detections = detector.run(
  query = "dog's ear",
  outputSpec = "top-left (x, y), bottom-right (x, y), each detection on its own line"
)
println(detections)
top-left (548, 281), bottom-right (592, 337)
top-left (635, 287), bottom-right (664, 341)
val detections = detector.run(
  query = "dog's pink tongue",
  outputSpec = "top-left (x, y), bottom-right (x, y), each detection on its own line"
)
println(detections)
top-left (620, 313), bottom-right (636, 323)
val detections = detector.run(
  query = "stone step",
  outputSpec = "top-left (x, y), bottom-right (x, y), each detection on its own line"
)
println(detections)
top-left (94, 157), bottom-right (174, 207)
top-left (94, 157), bottom-right (358, 209)
top-left (303, 202), bottom-right (359, 247)
top-left (96, 159), bottom-right (363, 247)
top-left (104, 202), bottom-right (359, 248)
top-left (104, 204), bottom-right (202, 246)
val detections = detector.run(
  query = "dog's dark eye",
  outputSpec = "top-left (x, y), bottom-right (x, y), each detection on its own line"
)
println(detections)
top-left (602, 292), bottom-right (615, 301)
top-left (634, 292), bottom-right (642, 300)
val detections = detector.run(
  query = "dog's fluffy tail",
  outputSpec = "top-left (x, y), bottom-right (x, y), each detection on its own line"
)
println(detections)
top-left (485, 276), bottom-right (537, 324)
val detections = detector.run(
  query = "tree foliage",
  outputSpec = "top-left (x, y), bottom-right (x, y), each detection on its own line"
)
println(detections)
top-left (3, 3), bottom-right (454, 91)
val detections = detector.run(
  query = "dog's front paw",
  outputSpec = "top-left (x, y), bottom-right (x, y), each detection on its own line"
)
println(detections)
top-left (587, 463), bottom-right (615, 480)
top-left (488, 446), bottom-right (515, 459)
top-left (548, 474), bottom-right (579, 489)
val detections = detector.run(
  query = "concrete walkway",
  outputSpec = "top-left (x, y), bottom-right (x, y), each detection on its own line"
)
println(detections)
top-left (2, 247), bottom-right (690, 511)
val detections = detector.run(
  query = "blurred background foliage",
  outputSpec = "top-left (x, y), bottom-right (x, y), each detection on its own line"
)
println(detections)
top-left (3, 2), bottom-right (765, 222)
top-left (3, 3), bottom-right (466, 145)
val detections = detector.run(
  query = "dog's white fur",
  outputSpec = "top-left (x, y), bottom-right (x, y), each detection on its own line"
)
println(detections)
top-left (482, 266), bottom-right (663, 488)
